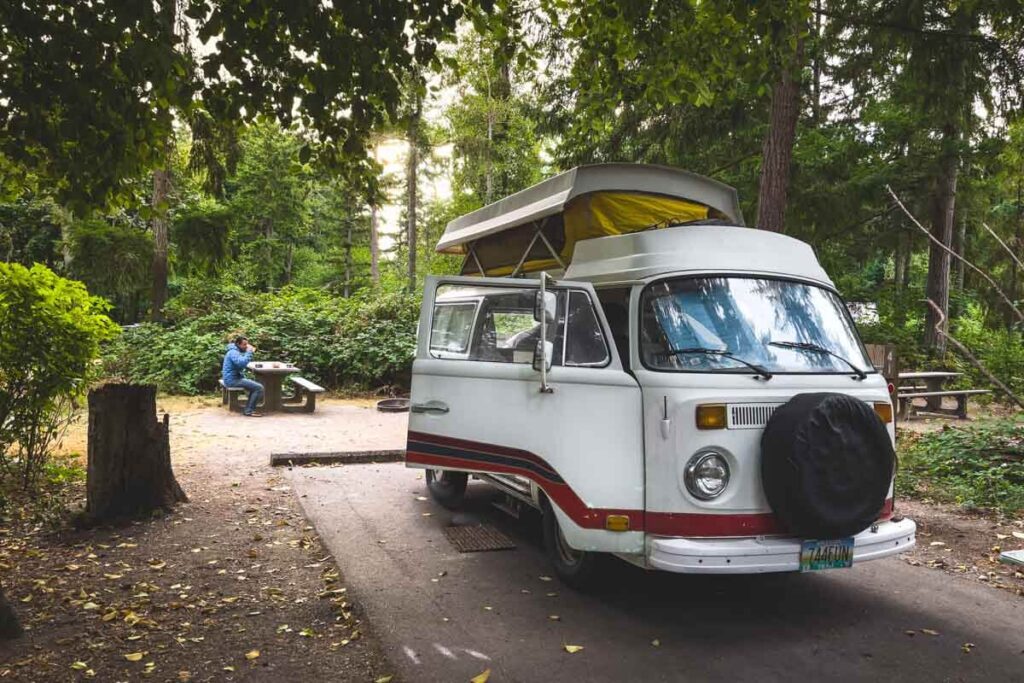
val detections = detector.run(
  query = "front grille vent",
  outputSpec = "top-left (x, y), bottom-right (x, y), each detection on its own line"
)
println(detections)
top-left (728, 403), bottom-right (783, 429)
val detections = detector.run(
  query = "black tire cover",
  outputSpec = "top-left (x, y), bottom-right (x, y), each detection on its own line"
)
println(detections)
top-left (760, 392), bottom-right (894, 540)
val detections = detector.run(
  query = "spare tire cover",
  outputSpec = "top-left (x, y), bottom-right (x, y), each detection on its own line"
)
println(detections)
top-left (760, 393), bottom-right (894, 540)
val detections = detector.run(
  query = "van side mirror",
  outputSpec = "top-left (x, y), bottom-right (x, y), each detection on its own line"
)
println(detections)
top-left (532, 340), bottom-right (553, 372)
top-left (534, 290), bottom-right (557, 325)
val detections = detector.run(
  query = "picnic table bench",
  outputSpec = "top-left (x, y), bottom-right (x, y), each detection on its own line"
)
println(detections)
top-left (219, 379), bottom-right (249, 413)
top-left (285, 376), bottom-right (325, 413)
top-left (896, 371), bottom-right (991, 419)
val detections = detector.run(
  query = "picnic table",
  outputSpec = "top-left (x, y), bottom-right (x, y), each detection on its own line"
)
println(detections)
top-left (250, 361), bottom-right (300, 412)
top-left (896, 370), bottom-right (990, 419)
top-left (219, 361), bottom-right (325, 414)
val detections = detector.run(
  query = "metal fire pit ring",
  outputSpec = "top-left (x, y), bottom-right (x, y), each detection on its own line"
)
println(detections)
top-left (376, 398), bottom-right (411, 413)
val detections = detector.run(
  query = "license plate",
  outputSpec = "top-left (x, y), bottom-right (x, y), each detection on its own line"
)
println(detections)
top-left (800, 537), bottom-right (854, 572)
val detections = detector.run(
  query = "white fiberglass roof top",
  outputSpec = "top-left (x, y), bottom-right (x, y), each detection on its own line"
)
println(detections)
top-left (564, 226), bottom-right (834, 287)
top-left (435, 163), bottom-right (745, 253)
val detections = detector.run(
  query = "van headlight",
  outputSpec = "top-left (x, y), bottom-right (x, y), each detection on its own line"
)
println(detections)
top-left (684, 451), bottom-right (730, 500)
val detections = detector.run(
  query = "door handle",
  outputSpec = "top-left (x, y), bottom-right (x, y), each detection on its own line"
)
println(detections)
top-left (411, 400), bottom-right (450, 415)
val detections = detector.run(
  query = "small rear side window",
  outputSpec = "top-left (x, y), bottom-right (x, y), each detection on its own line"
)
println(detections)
top-left (429, 302), bottom-right (478, 355)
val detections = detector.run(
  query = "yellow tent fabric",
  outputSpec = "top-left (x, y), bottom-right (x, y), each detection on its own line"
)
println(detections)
top-left (562, 191), bottom-right (708, 255)
top-left (463, 191), bottom-right (710, 276)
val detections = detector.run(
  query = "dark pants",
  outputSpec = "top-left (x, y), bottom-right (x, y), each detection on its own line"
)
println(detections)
top-left (227, 378), bottom-right (264, 414)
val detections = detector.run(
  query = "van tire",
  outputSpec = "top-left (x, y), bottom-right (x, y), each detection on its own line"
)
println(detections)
top-left (425, 469), bottom-right (468, 509)
top-left (542, 500), bottom-right (602, 590)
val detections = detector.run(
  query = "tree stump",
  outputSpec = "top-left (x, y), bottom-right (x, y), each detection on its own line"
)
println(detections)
top-left (0, 585), bottom-right (21, 640)
top-left (86, 384), bottom-right (187, 521)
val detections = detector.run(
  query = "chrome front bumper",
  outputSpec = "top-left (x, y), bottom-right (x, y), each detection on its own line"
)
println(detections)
top-left (648, 518), bottom-right (916, 574)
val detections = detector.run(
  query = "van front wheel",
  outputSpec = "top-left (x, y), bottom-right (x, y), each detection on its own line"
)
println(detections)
top-left (425, 469), bottom-right (468, 509)
top-left (542, 502), bottom-right (602, 590)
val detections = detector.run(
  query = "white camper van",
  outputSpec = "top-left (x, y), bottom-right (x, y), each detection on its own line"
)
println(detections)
top-left (406, 164), bottom-right (915, 587)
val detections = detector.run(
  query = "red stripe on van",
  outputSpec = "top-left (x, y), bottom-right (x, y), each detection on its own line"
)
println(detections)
top-left (407, 433), bottom-right (894, 538)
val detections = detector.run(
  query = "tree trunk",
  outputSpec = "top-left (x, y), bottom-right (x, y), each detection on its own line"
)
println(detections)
top-left (811, 0), bottom-right (822, 123)
top-left (86, 384), bottom-right (187, 521)
top-left (406, 108), bottom-right (420, 292)
top-left (343, 220), bottom-right (353, 298)
top-left (1011, 180), bottom-right (1022, 330)
top-left (955, 212), bottom-right (966, 292)
top-left (923, 136), bottom-right (959, 356)
top-left (894, 230), bottom-right (912, 327)
top-left (150, 168), bottom-right (171, 322)
top-left (0, 585), bottom-right (21, 640)
top-left (755, 39), bottom-right (803, 233)
top-left (369, 204), bottom-right (380, 285)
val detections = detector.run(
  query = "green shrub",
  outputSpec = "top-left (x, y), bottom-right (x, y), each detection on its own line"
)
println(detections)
top-left (951, 303), bottom-right (1024, 396)
top-left (0, 263), bottom-right (119, 489)
top-left (103, 283), bottom-right (421, 394)
top-left (897, 416), bottom-right (1024, 514)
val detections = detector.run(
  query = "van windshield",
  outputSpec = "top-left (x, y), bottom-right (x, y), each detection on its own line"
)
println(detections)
top-left (640, 276), bottom-right (873, 374)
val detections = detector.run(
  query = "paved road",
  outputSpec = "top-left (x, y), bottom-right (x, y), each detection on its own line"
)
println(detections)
top-left (289, 463), bottom-right (1024, 682)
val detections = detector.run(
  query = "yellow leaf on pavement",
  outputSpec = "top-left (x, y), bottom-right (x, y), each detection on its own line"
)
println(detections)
top-left (374, 677), bottom-right (393, 683)
top-left (245, 650), bottom-right (260, 660)
top-left (71, 662), bottom-right (88, 670)
top-left (124, 653), bottom-right (144, 662)
top-left (563, 644), bottom-right (584, 654)
top-left (149, 560), bottom-right (167, 570)
top-left (471, 669), bottom-right (491, 683)
top-left (921, 629), bottom-right (940, 636)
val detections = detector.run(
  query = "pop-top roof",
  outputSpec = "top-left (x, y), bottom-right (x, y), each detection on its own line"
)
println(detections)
top-left (436, 164), bottom-right (745, 277)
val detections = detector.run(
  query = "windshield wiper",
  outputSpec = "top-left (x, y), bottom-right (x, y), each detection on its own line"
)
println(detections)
top-left (668, 347), bottom-right (773, 380)
top-left (768, 340), bottom-right (867, 380)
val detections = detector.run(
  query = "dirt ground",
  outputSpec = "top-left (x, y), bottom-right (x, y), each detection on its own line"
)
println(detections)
top-left (1, 394), bottom-right (1020, 681)
top-left (0, 396), bottom-right (405, 682)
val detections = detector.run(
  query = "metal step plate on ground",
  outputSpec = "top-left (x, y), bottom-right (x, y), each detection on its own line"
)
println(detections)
top-left (444, 524), bottom-right (516, 553)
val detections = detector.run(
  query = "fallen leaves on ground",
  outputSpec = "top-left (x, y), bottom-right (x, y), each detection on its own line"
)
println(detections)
top-left (471, 669), bottom-right (491, 683)
top-left (563, 644), bottom-right (584, 654)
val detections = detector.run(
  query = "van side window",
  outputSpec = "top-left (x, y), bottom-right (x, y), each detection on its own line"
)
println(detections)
top-left (563, 291), bottom-right (609, 366)
top-left (430, 284), bottom-right (565, 364)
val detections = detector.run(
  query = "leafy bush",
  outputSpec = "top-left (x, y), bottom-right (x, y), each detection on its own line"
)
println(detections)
top-left (951, 303), bottom-right (1024, 396)
top-left (897, 416), bottom-right (1024, 514)
top-left (104, 282), bottom-right (420, 394)
top-left (0, 263), bottom-right (119, 489)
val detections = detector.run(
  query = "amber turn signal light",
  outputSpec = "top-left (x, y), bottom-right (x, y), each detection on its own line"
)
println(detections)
top-left (873, 401), bottom-right (893, 424)
top-left (696, 404), bottom-right (727, 430)
top-left (605, 515), bottom-right (630, 532)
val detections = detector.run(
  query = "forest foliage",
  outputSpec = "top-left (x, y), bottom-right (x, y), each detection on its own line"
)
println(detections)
top-left (0, 0), bottom-right (1022, 399)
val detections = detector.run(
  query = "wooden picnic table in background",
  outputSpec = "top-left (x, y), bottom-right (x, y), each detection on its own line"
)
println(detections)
top-left (896, 370), bottom-right (990, 419)
top-left (249, 361), bottom-right (300, 412)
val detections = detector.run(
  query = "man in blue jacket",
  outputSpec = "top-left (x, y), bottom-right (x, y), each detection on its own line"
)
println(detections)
top-left (222, 336), bottom-right (264, 417)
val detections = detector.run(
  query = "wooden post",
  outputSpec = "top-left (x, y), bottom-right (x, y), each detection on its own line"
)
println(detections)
top-left (86, 384), bottom-right (187, 521)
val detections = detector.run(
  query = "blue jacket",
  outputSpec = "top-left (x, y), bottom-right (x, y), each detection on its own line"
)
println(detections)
top-left (222, 343), bottom-right (254, 384)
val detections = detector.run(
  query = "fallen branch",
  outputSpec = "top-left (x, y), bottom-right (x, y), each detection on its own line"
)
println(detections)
top-left (981, 221), bottom-right (1024, 272)
top-left (925, 299), bottom-right (1024, 409)
top-left (887, 186), bottom-right (1024, 323)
